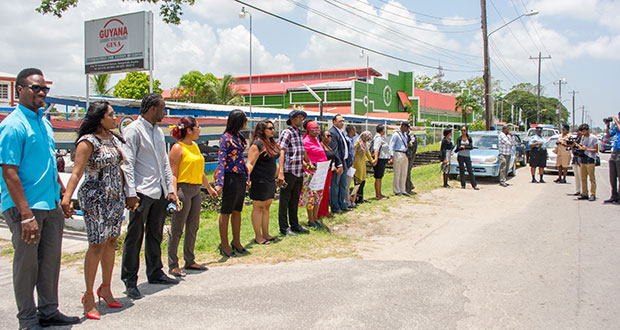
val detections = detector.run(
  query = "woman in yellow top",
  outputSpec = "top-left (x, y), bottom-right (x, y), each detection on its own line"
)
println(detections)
top-left (168, 116), bottom-right (218, 277)
top-left (352, 131), bottom-right (377, 205)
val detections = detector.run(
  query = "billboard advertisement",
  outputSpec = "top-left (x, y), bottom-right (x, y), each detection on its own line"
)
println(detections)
top-left (84, 11), bottom-right (153, 74)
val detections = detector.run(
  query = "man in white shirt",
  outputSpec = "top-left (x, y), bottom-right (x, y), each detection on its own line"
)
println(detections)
top-left (121, 93), bottom-right (180, 299)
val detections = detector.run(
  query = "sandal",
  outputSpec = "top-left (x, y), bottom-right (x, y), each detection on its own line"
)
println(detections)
top-left (254, 239), bottom-right (271, 245)
top-left (169, 268), bottom-right (186, 277)
top-left (184, 263), bottom-right (208, 271)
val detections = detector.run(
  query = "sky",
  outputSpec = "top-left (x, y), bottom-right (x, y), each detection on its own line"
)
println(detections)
top-left (2, 0), bottom-right (619, 127)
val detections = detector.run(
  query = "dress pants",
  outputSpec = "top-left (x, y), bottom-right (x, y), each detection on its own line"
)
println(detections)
top-left (580, 163), bottom-right (596, 197)
top-left (121, 192), bottom-right (167, 288)
top-left (3, 206), bottom-right (64, 329)
top-left (405, 153), bottom-right (416, 192)
top-left (392, 152), bottom-right (408, 194)
top-left (609, 150), bottom-right (620, 200)
top-left (278, 173), bottom-right (303, 233)
top-left (457, 155), bottom-right (477, 188)
top-left (330, 166), bottom-right (348, 212)
top-left (168, 183), bottom-right (202, 271)
top-left (499, 154), bottom-right (511, 184)
top-left (574, 162), bottom-right (582, 193)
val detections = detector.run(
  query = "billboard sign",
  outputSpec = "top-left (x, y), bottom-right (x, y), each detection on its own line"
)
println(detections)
top-left (84, 11), bottom-right (153, 74)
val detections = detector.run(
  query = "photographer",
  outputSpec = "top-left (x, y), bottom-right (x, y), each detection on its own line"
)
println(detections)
top-left (569, 129), bottom-right (584, 196)
top-left (604, 113), bottom-right (620, 204)
top-left (575, 124), bottom-right (598, 201)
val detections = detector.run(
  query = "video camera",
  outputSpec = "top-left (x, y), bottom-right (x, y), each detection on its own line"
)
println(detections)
top-left (604, 117), bottom-right (614, 125)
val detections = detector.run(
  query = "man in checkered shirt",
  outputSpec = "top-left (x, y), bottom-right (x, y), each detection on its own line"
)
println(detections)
top-left (277, 110), bottom-right (311, 236)
top-left (498, 126), bottom-right (514, 187)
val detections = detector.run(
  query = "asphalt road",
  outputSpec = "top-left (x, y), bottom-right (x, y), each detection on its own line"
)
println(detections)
top-left (0, 153), bottom-right (618, 330)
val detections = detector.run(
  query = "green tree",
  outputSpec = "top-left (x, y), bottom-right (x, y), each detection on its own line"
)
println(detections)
top-left (90, 74), bottom-right (113, 96)
top-left (455, 92), bottom-right (481, 124)
top-left (113, 72), bottom-right (162, 100)
top-left (176, 71), bottom-right (218, 103)
top-left (503, 90), bottom-right (569, 127)
top-left (37, 0), bottom-right (195, 25)
top-left (210, 74), bottom-right (242, 105)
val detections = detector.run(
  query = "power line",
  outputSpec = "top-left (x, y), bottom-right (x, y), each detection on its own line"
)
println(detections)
top-left (351, 0), bottom-right (480, 27)
top-left (233, 0), bottom-right (482, 73)
top-left (285, 0), bottom-right (480, 69)
top-left (330, 0), bottom-right (480, 33)
top-left (375, 0), bottom-right (481, 22)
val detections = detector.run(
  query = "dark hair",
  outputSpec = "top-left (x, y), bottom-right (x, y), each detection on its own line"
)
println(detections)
top-left (320, 130), bottom-right (332, 147)
top-left (170, 116), bottom-right (197, 140)
top-left (562, 124), bottom-right (570, 131)
top-left (460, 126), bottom-right (469, 138)
top-left (346, 125), bottom-right (356, 134)
top-left (376, 124), bottom-right (385, 134)
top-left (76, 101), bottom-right (125, 144)
top-left (302, 118), bottom-right (313, 131)
top-left (225, 109), bottom-right (247, 135)
top-left (332, 114), bottom-right (343, 122)
top-left (250, 120), bottom-right (280, 157)
top-left (16, 68), bottom-right (43, 87)
top-left (579, 124), bottom-right (589, 131)
top-left (140, 93), bottom-right (163, 114)
top-left (443, 128), bottom-right (452, 137)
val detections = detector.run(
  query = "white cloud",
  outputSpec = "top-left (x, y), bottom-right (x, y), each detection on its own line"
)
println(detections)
top-left (528, 0), bottom-right (620, 31)
top-left (188, 0), bottom-right (295, 25)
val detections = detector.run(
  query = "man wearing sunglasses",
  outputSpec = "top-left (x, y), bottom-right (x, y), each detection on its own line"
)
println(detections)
top-left (0, 68), bottom-right (80, 329)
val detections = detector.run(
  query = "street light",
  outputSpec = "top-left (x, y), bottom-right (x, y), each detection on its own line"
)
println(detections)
top-left (239, 6), bottom-right (253, 126)
top-left (482, 4), bottom-right (538, 130)
top-left (360, 50), bottom-right (369, 129)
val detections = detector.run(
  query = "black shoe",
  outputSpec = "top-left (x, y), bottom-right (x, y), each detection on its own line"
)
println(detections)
top-left (148, 274), bottom-right (180, 285)
top-left (571, 192), bottom-right (581, 196)
top-left (473, 186), bottom-right (480, 190)
top-left (603, 198), bottom-right (617, 204)
top-left (282, 227), bottom-right (298, 236)
top-left (589, 196), bottom-right (596, 202)
top-left (443, 184), bottom-right (451, 188)
top-left (577, 195), bottom-right (589, 200)
top-left (218, 244), bottom-right (237, 257)
top-left (561, 179), bottom-right (567, 184)
top-left (554, 178), bottom-right (561, 183)
top-left (20, 325), bottom-right (43, 330)
top-left (126, 286), bottom-right (143, 299)
top-left (531, 178), bottom-right (538, 183)
top-left (38, 312), bottom-right (80, 327)
top-left (342, 208), bottom-right (352, 212)
top-left (307, 221), bottom-right (320, 228)
top-left (231, 243), bottom-right (248, 254)
top-left (292, 226), bottom-right (310, 234)
top-left (401, 192), bottom-right (411, 197)
top-left (613, 200), bottom-right (620, 205)
top-left (539, 179), bottom-right (545, 183)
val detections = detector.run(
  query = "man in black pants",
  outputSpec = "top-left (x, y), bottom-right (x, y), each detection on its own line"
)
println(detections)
top-left (121, 94), bottom-right (180, 299)
top-left (277, 110), bottom-right (311, 236)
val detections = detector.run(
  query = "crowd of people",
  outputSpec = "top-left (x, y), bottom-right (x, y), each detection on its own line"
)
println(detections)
top-left (2, 68), bottom-right (617, 329)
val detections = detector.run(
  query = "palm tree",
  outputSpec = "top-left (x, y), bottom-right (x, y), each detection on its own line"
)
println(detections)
top-left (90, 74), bottom-right (112, 95)
top-left (210, 74), bottom-right (242, 105)
top-left (455, 93), bottom-right (481, 124)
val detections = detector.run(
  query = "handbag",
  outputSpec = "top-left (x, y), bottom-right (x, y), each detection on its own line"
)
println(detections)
top-left (596, 155), bottom-right (601, 166)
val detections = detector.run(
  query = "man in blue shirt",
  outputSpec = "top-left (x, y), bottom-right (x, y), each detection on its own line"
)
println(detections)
top-left (604, 113), bottom-right (620, 204)
top-left (389, 121), bottom-right (412, 196)
top-left (0, 68), bottom-right (79, 329)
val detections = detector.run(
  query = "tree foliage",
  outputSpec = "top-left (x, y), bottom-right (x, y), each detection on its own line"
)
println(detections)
top-left (37, 0), bottom-right (195, 25)
top-left (211, 74), bottom-right (242, 105)
top-left (455, 92), bottom-right (481, 124)
top-left (502, 89), bottom-right (569, 127)
top-left (173, 71), bottom-right (242, 105)
top-left (90, 74), bottom-right (112, 96)
top-left (113, 72), bottom-right (162, 100)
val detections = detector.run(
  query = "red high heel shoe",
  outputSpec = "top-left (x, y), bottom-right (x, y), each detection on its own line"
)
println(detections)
top-left (81, 292), bottom-right (101, 320)
top-left (97, 284), bottom-right (123, 308)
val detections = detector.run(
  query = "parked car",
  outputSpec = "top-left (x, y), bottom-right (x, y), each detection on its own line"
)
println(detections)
top-left (544, 135), bottom-right (574, 174)
top-left (600, 136), bottom-right (613, 153)
top-left (449, 131), bottom-right (516, 181)
top-left (513, 134), bottom-right (527, 166)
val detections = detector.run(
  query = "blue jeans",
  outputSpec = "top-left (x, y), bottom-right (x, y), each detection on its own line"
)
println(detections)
top-left (330, 166), bottom-right (349, 212)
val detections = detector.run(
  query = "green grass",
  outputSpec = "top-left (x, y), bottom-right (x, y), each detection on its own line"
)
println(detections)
top-left (417, 142), bottom-right (441, 153)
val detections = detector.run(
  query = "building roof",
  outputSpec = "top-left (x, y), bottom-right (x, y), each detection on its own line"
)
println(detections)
top-left (233, 67), bottom-right (381, 82)
top-left (414, 88), bottom-right (457, 112)
top-left (231, 77), bottom-right (355, 96)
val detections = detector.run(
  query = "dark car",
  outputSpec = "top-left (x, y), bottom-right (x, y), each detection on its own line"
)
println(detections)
top-left (197, 141), bottom-right (219, 163)
top-left (601, 136), bottom-right (613, 153)
top-left (513, 134), bottom-right (527, 166)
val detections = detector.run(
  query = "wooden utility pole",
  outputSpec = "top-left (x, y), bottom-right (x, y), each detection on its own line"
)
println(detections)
top-left (554, 79), bottom-right (567, 128)
top-left (481, 0), bottom-right (493, 130)
top-left (569, 90), bottom-right (578, 130)
top-left (529, 52), bottom-right (551, 124)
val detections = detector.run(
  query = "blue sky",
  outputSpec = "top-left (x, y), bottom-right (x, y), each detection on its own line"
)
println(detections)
top-left (2, 0), bottom-right (618, 127)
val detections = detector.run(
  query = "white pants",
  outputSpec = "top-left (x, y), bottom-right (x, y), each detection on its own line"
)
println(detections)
top-left (393, 152), bottom-right (408, 194)
top-left (574, 163), bottom-right (581, 194)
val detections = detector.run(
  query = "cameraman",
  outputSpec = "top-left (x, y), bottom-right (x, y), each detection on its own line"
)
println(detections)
top-left (604, 113), bottom-right (620, 204)
top-left (575, 124), bottom-right (598, 201)
top-left (569, 128), bottom-right (584, 196)
top-left (554, 125), bottom-right (572, 184)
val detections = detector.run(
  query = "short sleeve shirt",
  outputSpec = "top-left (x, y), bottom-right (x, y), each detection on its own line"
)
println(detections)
top-left (0, 105), bottom-right (60, 212)
top-left (278, 126), bottom-right (304, 176)
top-left (214, 132), bottom-right (248, 187)
top-left (373, 133), bottom-right (390, 160)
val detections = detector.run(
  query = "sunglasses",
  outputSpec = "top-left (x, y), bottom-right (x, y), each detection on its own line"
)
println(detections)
top-left (325, 135), bottom-right (332, 138)
top-left (22, 84), bottom-right (50, 94)
top-left (266, 127), bottom-right (274, 130)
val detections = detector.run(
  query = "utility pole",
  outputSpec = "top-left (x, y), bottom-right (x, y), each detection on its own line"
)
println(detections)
top-left (580, 105), bottom-right (585, 125)
top-left (481, 0), bottom-right (494, 130)
top-left (569, 90), bottom-right (578, 130)
top-left (554, 79), bottom-right (567, 129)
top-left (529, 52), bottom-right (552, 124)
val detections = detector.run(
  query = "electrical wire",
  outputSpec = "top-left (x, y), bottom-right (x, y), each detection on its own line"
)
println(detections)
top-left (330, 0), bottom-right (480, 33)
top-left (233, 0), bottom-right (482, 73)
top-left (351, 0), bottom-right (480, 27)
